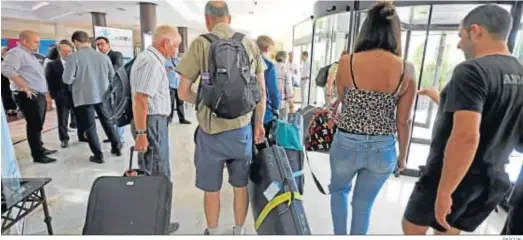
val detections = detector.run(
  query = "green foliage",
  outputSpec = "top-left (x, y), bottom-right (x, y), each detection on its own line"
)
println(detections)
top-left (412, 37), bottom-right (456, 91)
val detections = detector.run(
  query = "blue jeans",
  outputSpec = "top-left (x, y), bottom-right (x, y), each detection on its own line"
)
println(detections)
top-left (116, 125), bottom-right (125, 143)
top-left (329, 131), bottom-right (397, 235)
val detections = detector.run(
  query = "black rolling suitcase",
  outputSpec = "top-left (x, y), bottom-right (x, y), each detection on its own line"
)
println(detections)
top-left (82, 147), bottom-right (172, 235)
top-left (248, 140), bottom-right (311, 235)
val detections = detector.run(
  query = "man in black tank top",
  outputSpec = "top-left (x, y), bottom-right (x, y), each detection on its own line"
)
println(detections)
top-left (402, 4), bottom-right (523, 234)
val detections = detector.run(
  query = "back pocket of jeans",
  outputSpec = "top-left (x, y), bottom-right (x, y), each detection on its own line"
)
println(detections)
top-left (370, 148), bottom-right (397, 174)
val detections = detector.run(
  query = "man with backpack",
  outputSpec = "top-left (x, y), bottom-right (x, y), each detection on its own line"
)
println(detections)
top-left (129, 25), bottom-right (182, 233)
top-left (176, 0), bottom-right (267, 235)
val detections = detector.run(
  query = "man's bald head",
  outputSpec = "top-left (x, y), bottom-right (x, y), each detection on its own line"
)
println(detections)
top-left (204, 1), bottom-right (231, 31)
top-left (19, 30), bottom-right (38, 41)
top-left (205, 1), bottom-right (230, 18)
top-left (152, 25), bottom-right (182, 58)
top-left (18, 30), bottom-right (40, 52)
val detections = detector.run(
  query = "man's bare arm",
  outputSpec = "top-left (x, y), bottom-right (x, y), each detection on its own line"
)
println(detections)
top-left (133, 93), bottom-right (149, 131)
top-left (254, 71), bottom-right (267, 127)
top-left (177, 77), bottom-right (197, 104)
top-left (437, 111), bottom-right (481, 196)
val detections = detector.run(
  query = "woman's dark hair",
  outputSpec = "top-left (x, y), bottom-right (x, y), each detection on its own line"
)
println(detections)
top-left (46, 45), bottom-right (59, 60)
top-left (354, 2), bottom-right (402, 56)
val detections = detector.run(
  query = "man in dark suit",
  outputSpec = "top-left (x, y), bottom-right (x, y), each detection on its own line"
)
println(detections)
top-left (96, 37), bottom-right (124, 70)
top-left (95, 36), bottom-right (126, 144)
top-left (46, 40), bottom-right (81, 148)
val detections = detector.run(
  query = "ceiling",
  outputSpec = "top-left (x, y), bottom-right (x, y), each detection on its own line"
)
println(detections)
top-left (1, 0), bottom-right (315, 39)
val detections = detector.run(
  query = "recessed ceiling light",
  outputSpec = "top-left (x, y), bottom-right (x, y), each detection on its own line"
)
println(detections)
top-left (50, 11), bottom-right (76, 20)
top-left (32, 1), bottom-right (49, 11)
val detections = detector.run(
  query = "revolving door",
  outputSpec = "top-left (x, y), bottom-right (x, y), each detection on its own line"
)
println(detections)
top-left (296, 0), bottom-right (523, 180)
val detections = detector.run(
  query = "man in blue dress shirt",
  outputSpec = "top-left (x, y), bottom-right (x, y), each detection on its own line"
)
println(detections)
top-left (165, 57), bottom-right (190, 124)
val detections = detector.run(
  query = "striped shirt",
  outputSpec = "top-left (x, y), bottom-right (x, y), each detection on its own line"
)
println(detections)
top-left (130, 46), bottom-right (170, 116)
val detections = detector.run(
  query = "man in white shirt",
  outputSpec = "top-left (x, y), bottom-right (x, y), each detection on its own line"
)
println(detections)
top-left (130, 25), bottom-right (182, 233)
top-left (287, 52), bottom-right (298, 86)
top-left (300, 51), bottom-right (311, 105)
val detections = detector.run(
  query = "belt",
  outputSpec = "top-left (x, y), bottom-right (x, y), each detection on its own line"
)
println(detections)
top-left (12, 90), bottom-right (44, 96)
top-left (337, 127), bottom-right (389, 137)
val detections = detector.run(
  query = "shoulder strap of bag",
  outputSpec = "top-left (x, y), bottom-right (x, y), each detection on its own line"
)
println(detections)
top-left (304, 150), bottom-right (329, 195)
top-left (231, 32), bottom-right (245, 42)
top-left (201, 33), bottom-right (220, 43)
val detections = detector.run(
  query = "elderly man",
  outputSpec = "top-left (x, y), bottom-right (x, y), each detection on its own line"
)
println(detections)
top-left (130, 25), bottom-right (182, 233)
top-left (176, 1), bottom-right (266, 235)
top-left (1, 30), bottom-right (57, 164)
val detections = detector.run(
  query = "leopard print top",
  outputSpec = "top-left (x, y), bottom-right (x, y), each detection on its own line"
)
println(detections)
top-left (337, 54), bottom-right (405, 136)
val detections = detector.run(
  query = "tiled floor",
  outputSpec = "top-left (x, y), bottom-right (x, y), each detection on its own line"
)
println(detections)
top-left (8, 108), bottom-right (507, 235)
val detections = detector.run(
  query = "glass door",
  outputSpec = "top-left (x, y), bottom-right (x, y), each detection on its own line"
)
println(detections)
top-left (403, 3), bottom-right (515, 176)
top-left (292, 19), bottom-right (314, 107)
top-left (306, 12), bottom-right (352, 107)
top-left (395, 4), bottom-right (434, 175)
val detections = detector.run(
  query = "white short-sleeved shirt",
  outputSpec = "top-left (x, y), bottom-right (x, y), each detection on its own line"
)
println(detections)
top-left (301, 60), bottom-right (311, 80)
top-left (130, 46), bottom-right (170, 116)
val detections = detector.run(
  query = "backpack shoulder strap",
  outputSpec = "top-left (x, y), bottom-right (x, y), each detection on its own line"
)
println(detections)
top-left (231, 32), bottom-right (245, 42)
top-left (201, 33), bottom-right (219, 43)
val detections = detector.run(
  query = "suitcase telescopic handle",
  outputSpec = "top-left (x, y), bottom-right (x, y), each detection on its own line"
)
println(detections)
top-left (129, 146), bottom-right (135, 170)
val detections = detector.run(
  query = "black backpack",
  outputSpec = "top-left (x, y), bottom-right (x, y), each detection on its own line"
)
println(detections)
top-left (315, 63), bottom-right (336, 88)
top-left (197, 32), bottom-right (260, 121)
top-left (103, 58), bottom-right (136, 127)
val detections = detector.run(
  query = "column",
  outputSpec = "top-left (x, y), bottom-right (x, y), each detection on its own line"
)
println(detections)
top-left (54, 22), bottom-right (66, 41)
top-left (139, 2), bottom-right (157, 51)
top-left (177, 27), bottom-right (188, 55)
top-left (91, 12), bottom-right (107, 49)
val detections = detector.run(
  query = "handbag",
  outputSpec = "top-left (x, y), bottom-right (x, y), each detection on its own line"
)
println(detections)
top-left (304, 99), bottom-right (340, 152)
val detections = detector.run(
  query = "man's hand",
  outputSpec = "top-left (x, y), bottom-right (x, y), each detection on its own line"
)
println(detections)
top-left (20, 84), bottom-right (37, 99)
top-left (135, 135), bottom-right (148, 152)
top-left (45, 93), bottom-right (52, 110)
top-left (435, 193), bottom-right (453, 231)
top-left (418, 87), bottom-right (440, 104)
top-left (254, 124), bottom-right (265, 144)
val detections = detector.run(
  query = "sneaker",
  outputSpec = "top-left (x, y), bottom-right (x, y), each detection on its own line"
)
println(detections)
top-left (233, 226), bottom-right (245, 235)
top-left (168, 222), bottom-right (179, 234)
top-left (203, 229), bottom-right (210, 235)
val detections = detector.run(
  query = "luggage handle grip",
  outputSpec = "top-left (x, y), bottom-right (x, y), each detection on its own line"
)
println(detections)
top-left (125, 146), bottom-right (152, 176)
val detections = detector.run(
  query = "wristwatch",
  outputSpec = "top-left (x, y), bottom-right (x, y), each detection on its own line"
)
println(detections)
top-left (135, 130), bottom-right (147, 136)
